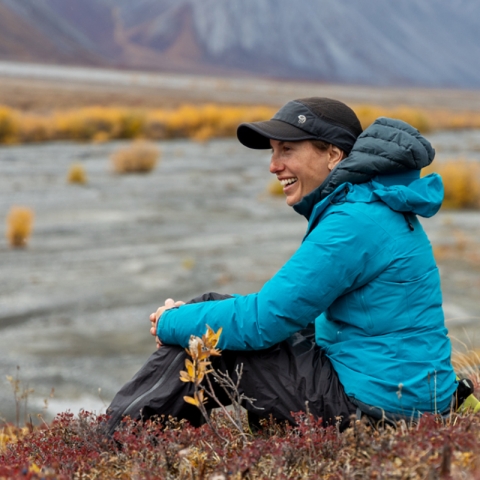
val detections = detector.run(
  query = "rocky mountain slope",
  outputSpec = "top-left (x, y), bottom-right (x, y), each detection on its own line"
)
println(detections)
top-left (0, 0), bottom-right (479, 88)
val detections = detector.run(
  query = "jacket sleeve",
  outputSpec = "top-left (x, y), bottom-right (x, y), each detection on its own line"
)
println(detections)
top-left (157, 209), bottom-right (394, 350)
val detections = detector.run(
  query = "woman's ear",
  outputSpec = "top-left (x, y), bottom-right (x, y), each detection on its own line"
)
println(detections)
top-left (328, 145), bottom-right (345, 171)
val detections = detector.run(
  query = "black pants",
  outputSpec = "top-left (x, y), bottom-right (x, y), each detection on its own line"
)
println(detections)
top-left (106, 323), bottom-right (356, 437)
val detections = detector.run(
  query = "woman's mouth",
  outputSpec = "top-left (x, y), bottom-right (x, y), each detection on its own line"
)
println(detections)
top-left (279, 177), bottom-right (298, 190)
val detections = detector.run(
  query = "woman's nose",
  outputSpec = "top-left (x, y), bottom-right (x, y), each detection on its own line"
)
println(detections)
top-left (269, 155), bottom-right (283, 174)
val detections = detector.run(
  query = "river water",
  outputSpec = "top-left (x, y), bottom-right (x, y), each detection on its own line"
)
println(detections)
top-left (1, 133), bottom-right (479, 423)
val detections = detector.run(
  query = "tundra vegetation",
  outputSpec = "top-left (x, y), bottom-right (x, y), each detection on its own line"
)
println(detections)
top-left (5, 206), bottom-right (34, 248)
top-left (1, 103), bottom-right (480, 146)
top-left (1, 337), bottom-right (480, 479)
top-left (423, 160), bottom-right (480, 209)
top-left (67, 163), bottom-right (87, 184)
top-left (1, 101), bottom-right (479, 208)
top-left (110, 141), bottom-right (160, 174)
top-left (1, 101), bottom-right (480, 476)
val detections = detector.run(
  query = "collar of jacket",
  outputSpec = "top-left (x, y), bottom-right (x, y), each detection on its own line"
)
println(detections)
top-left (292, 116), bottom-right (435, 221)
top-left (294, 181), bottom-right (351, 239)
top-left (292, 173), bottom-right (335, 220)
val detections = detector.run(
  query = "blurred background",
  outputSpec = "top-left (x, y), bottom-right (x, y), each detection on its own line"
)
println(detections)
top-left (1, 0), bottom-right (480, 425)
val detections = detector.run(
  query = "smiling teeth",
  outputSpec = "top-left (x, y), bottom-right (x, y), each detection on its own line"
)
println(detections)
top-left (280, 178), bottom-right (297, 187)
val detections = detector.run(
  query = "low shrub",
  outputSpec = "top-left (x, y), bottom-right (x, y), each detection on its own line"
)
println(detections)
top-left (191, 125), bottom-right (216, 143)
top-left (2, 410), bottom-right (480, 478)
top-left (54, 107), bottom-right (123, 141)
top-left (0, 104), bottom-right (278, 145)
top-left (0, 106), bottom-right (19, 143)
top-left (163, 104), bottom-right (275, 140)
top-left (144, 110), bottom-right (169, 139)
top-left (1, 339), bottom-right (480, 478)
top-left (267, 178), bottom-right (284, 196)
top-left (67, 163), bottom-right (87, 184)
top-left (17, 114), bottom-right (53, 143)
top-left (111, 141), bottom-right (160, 174)
top-left (2, 102), bottom-right (480, 145)
top-left (425, 159), bottom-right (480, 209)
top-left (426, 110), bottom-right (480, 131)
top-left (5, 206), bottom-right (34, 248)
top-left (354, 104), bottom-right (431, 132)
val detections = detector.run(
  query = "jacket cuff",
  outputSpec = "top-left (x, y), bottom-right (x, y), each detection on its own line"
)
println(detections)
top-left (156, 308), bottom-right (177, 344)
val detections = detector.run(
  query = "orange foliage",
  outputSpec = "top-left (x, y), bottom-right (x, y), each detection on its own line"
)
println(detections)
top-left (424, 159), bottom-right (480, 209)
top-left (67, 163), bottom-right (87, 184)
top-left (6, 206), bottom-right (34, 247)
top-left (111, 141), bottom-right (160, 174)
top-left (1, 102), bottom-right (480, 144)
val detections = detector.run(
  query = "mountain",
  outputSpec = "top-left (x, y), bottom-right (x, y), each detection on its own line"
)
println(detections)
top-left (0, 0), bottom-right (479, 88)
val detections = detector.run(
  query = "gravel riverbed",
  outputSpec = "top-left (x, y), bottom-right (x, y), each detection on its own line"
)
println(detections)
top-left (1, 135), bottom-right (479, 423)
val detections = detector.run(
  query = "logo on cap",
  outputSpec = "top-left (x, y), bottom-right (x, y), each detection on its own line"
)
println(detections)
top-left (298, 115), bottom-right (306, 124)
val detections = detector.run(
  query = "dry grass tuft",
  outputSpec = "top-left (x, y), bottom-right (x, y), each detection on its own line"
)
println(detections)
top-left (67, 163), bottom-right (87, 184)
top-left (3, 102), bottom-right (480, 145)
top-left (3, 338), bottom-right (480, 478)
top-left (17, 114), bottom-right (52, 143)
top-left (111, 141), bottom-right (160, 174)
top-left (191, 125), bottom-right (216, 143)
top-left (352, 104), bottom-right (480, 132)
top-left (452, 347), bottom-right (480, 392)
top-left (3, 407), bottom-right (480, 478)
top-left (54, 107), bottom-right (145, 142)
top-left (6, 206), bottom-right (34, 248)
top-left (424, 159), bottom-right (480, 209)
top-left (0, 103), bottom-right (277, 144)
top-left (354, 105), bottom-right (431, 132)
top-left (0, 106), bottom-right (19, 143)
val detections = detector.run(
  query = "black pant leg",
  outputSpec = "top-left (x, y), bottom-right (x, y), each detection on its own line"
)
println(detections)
top-left (220, 329), bottom-right (356, 431)
top-left (106, 345), bottom-right (205, 436)
top-left (107, 329), bottom-right (355, 435)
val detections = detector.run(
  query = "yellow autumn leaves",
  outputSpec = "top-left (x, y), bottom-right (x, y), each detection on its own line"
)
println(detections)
top-left (6, 207), bottom-right (34, 248)
top-left (180, 325), bottom-right (222, 408)
top-left (0, 104), bottom-right (276, 144)
top-left (3, 102), bottom-right (480, 146)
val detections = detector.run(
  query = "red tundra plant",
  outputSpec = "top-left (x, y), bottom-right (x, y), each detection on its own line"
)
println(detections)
top-left (2, 409), bottom-right (480, 479)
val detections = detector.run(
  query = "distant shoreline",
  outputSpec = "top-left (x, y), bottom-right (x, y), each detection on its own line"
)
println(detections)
top-left (1, 60), bottom-right (480, 112)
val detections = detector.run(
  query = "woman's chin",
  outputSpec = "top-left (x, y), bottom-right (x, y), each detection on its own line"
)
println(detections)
top-left (285, 195), bottom-right (298, 206)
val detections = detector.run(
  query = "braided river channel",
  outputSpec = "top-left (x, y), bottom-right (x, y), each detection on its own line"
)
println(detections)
top-left (1, 132), bottom-right (480, 423)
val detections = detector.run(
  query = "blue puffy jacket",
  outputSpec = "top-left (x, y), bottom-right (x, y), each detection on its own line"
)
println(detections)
top-left (157, 117), bottom-right (457, 416)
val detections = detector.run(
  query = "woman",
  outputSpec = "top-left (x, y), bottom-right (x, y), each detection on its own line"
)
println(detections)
top-left (107, 97), bottom-right (457, 433)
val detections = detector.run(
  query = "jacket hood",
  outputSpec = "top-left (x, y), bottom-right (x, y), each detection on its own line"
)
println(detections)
top-left (294, 117), bottom-right (436, 219)
top-left (369, 172), bottom-right (443, 217)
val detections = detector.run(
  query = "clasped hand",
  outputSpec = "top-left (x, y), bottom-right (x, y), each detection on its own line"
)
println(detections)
top-left (150, 298), bottom-right (185, 349)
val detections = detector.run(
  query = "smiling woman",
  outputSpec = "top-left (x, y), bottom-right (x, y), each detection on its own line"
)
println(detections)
top-left (107, 97), bottom-right (459, 435)
top-left (269, 139), bottom-right (343, 206)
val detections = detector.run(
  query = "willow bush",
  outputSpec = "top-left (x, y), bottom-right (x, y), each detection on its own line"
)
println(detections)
top-left (6, 206), bottom-right (34, 248)
top-left (2, 345), bottom-right (480, 479)
top-left (425, 159), bottom-right (480, 209)
top-left (0, 106), bottom-right (19, 143)
top-left (67, 163), bottom-right (87, 184)
top-left (111, 141), bottom-right (160, 174)
top-left (3, 103), bottom-right (480, 145)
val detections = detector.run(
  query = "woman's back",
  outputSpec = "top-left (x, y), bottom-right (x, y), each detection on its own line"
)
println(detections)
top-left (314, 178), bottom-right (456, 416)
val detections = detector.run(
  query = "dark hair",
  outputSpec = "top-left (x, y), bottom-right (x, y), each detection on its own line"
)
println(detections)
top-left (310, 139), bottom-right (347, 160)
top-left (310, 139), bottom-right (330, 152)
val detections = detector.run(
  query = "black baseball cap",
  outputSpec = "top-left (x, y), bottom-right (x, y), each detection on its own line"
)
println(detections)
top-left (237, 97), bottom-right (363, 154)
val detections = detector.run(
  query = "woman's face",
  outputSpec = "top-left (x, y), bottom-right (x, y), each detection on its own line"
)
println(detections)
top-left (269, 139), bottom-right (342, 206)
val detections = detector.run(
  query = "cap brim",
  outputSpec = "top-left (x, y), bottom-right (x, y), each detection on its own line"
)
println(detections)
top-left (237, 119), bottom-right (317, 149)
